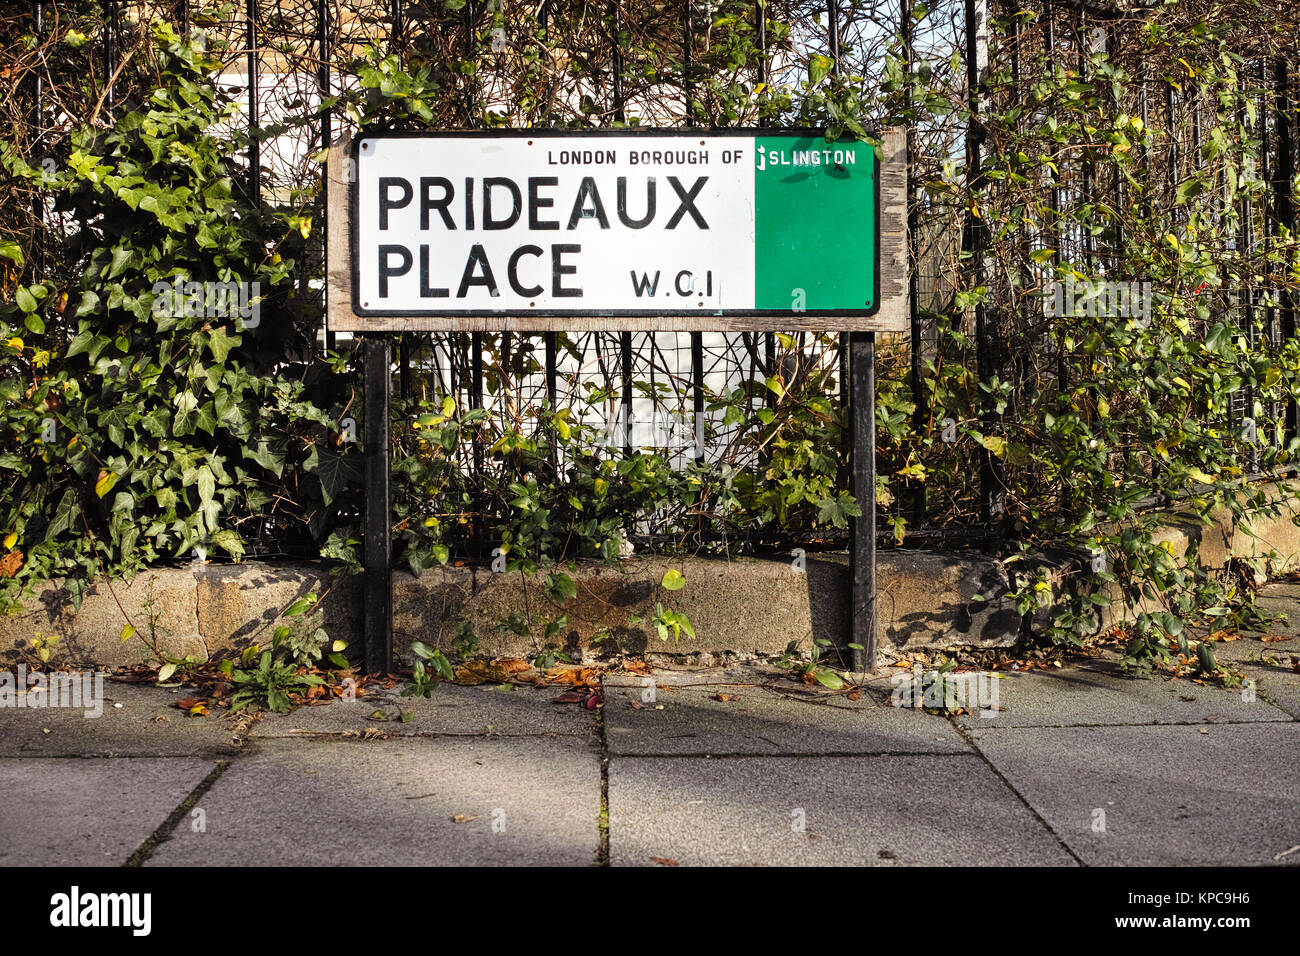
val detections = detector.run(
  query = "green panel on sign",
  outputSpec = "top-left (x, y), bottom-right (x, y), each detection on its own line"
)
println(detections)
top-left (753, 136), bottom-right (876, 312)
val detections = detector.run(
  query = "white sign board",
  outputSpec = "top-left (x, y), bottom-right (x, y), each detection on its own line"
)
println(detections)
top-left (331, 130), bottom-right (905, 332)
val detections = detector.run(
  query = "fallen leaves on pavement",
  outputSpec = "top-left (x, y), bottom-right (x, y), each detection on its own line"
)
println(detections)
top-left (0, 548), bottom-right (22, 578)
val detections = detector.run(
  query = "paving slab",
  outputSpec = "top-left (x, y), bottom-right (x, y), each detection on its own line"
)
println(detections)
top-left (1238, 662), bottom-right (1300, 718)
top-left (951, 658), bottom-right (1291, 729)
top-left (0, 757), bottom-right (215, 866)
top-left (0, 680), bottom-right (242, 756)
top-left (1199, 630), bottom-right (1298, 665)
top-left (1206, 631), bottom-right (1300, 718)
top-left (1254, 578), bottom-right (1300, 609)
top-left (250, 681), bottom-right (596, 739)
top-left (608, 754), bottom-right (1075, 866)
top-left (146, 736), bottom-right (601, 866)
top-left (968, 722), bottom-right (1300, 865)
top-left (603, 669), bottom-right (968, 755)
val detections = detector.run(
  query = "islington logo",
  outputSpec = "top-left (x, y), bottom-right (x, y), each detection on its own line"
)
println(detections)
top-left (49, 887), bottom-right (151, 936)
top-left (151, 277), bottom-right (261, 328)
top-left (0, 666), bottom-right (104, 718)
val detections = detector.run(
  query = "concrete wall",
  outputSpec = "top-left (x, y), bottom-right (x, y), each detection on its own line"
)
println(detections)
top-left (5, 485), bottom-right (1298, 668)
top-left (0, 550), bottom-right (1022, 668)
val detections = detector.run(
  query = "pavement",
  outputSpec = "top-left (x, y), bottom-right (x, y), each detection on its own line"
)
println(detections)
top-left (2, 583), bottom-right (1299, 868)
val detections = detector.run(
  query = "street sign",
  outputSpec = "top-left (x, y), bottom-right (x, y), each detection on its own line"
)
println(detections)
top-left (325, 128), bottom-right (909, 676)
top-left (332, 130), bottom-right (902, 332)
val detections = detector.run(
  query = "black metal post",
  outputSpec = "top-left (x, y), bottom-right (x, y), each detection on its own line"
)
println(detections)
top-left (683, 2), bottom-right (693, 123)
top-left (849, 332), bottom-right (877, 672)
top-left (1253, 58), bottom-right (1274, 444)
top-left (362, 336), bottom-right (393, 675)
top-left (105, 1), bottom-right (115, 109)
top-left (1078, 4), bottom-right (1094, 269)
top-left (31, 1), bottom-right (43, 270)
top-left (319, 0), bottom-right (334, 351)
top-left (621, 332), bottom-right (634, 456)
top-left (692, 332), bottom-right (705, 463)
top-left (1166, 82), bottom-right (1178, 195)
top-left (319, 0), bottom-right (331, 165)
top-left (389, 0), bottom-right (405, 384)
top-left (539, 0), bottom-right (552, 124)
top-left (538, 1), bottom-right (555, 463)
top-left (904, 0), bottom-right (925, 523)
top-left (247, 0), bottom-right (260, 206)
top-left (611, 2), bottom-right (624, 123)
top-left (828, 0), bottom-right (850, 482)
top-left (469, 334), bottom-right (483, 472)
top-left (964, 0), bottom-right (1002, 523)
top-left (757, 1), bottom-right (774, 411)
top-left (828, 0), bottom-right (840, 61)
top-left (545, 331), bottom-right (558, 406)
top-left (471, 335), bottom-right (483, 409)
top-left (1277, 57), bottom-right (1298, 444)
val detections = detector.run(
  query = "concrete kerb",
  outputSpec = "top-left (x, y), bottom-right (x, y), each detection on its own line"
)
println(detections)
top-left (1016, 484), bottom-right (1300, 637)
top-left (4, 483), bottom-right (1299, 669)
top-left (1, 551), bottom-right (1023, 668)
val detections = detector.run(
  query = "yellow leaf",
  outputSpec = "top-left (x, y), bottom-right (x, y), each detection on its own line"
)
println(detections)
top-left (6, 336), bottom-right (23, 352)
top-left (120, 624), bottom-right (136, 644)
top-left (2, 532), bottom-right (15, 550)
top-left (94, 470), bottom-right (118, 498)
top-left (1189, 469), bottom-right (1215, 485)
top-left (298, 216), bottom-right (312, 239)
